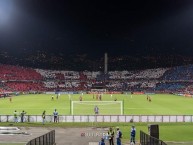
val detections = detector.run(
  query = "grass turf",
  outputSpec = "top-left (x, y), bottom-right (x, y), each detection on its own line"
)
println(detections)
top-left (0, 94), bottom-right (193, 115)
top-left (0, 94), bottom-right (193, 143)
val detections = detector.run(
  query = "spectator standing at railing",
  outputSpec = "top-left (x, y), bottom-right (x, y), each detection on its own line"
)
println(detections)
top-left (13, 110), bottom-right (18, 123)
top-left (42, 110), bottom-right (46, 125)
top-left (20, 110), bottom-right (27, 123)
top-left (53, 109), bottom-right (58, 123)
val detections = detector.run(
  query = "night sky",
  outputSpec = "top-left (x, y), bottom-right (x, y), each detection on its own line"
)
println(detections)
top-left (1, 0), bottom-right (193, 69)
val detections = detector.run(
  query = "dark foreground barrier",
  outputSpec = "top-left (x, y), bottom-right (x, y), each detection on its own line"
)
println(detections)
top-left (140, 130), bottom-right (167, 145)
top-left (26, 130), bottom-right (55, 145)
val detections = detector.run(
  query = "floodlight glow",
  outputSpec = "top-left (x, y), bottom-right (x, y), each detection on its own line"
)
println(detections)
top-left (0, 0), bottom-right (14, 26)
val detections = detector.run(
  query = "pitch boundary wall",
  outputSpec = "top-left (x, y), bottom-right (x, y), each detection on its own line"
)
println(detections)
top-left (0, 115), bottom-right (193, 123)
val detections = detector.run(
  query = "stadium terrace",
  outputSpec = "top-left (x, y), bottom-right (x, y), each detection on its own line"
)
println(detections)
top-left (0, 64), bottom-right (193, 96)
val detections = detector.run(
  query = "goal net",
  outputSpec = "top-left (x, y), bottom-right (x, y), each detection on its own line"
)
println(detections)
top-left (71, 101), bottom-right (123, 115)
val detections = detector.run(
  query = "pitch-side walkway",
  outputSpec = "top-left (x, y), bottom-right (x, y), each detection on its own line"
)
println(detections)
top-left (0, 126), bottom-right (137, 145)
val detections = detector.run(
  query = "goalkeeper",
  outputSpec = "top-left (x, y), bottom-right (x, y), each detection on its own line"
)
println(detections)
top-left (94, 105), bottom-right (99, 115)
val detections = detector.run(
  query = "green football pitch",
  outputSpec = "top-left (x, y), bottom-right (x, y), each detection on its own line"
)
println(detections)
top-left (0, 93), bottom-right (193, 115)
top-left (0, 93), bottom-right (193, 144)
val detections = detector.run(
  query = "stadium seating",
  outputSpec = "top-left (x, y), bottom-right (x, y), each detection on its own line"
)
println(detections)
top-left (163, 65), bottom-right (193, 81)
top-left (0, 64), bottom-right (42, 80)
top-left (1, 64), bottom-right (193, 92)
top-left (5, 82), bottom-right (45, 92)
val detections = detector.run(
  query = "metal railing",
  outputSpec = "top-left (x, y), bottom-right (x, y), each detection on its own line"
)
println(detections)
top-left (1, 115), bottom-right (193, 123)
top-left (26, 130), bottom-right (55, 145)
top-left (140, 130), bottom-right (167, 145)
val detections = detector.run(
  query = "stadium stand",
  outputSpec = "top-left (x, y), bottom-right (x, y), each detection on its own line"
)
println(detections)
top-left (0, 64), bottom-right (42, 80)
top-left (6, 82), bottom-right (45, 92)
top-left (162, 65), bottom-right (193, 81)
top-left (1, 64), bottom-right (193, 93)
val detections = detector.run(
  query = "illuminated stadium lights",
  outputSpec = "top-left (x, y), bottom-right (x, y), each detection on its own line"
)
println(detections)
top-left (0, 0), bottom-right (15, 26)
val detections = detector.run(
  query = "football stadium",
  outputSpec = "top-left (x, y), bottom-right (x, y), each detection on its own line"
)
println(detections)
top-left (1, 64), bottom-right (193, 145)
top-left (1, 0), bottom-right (193, 145)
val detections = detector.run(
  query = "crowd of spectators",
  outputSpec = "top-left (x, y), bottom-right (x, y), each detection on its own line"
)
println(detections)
top-left (108, 68), bottom-right (168, 80)
top-left (155, 82), bottom-right (188, 91)
top-left (6, 82), bottom-right (44, 92)
top-left (0, 88), bottom-right (5, 93)
top-left (0, 64), bottom-right (42, 80)
top-left (162, 65), bottom-right (193, 81)
top-left (35, 69), bottom-right (80, 80)
top-left (1, 64), bottom-right (193, 92)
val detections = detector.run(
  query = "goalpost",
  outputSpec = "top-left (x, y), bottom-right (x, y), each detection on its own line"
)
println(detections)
top-left (71, 101), bottom-right (123, 115)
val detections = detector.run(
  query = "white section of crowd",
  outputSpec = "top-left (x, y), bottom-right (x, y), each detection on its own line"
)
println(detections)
top-left (35, 69), bottom-right (80, 79)
top-left (34, 68), bottom-right (168, 89)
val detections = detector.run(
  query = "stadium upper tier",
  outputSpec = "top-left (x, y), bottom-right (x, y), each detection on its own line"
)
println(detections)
top-left (0, 64), bottom-right (193, 92)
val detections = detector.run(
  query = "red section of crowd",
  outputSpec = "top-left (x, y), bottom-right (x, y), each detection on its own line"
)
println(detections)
top-left (0, 64), bottom-right (44, 92)
top-left (0, 64), bottom-right (42, 80)
top-left (0, 88), bottom-right (4, 93)
top-left (6, 82), bottom-right (44, 92)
